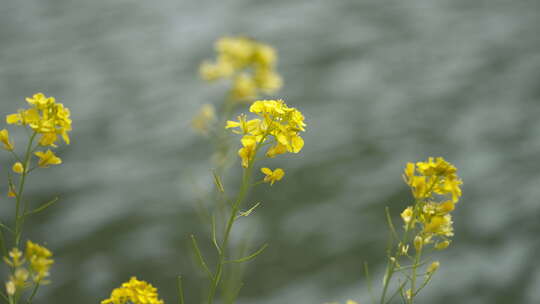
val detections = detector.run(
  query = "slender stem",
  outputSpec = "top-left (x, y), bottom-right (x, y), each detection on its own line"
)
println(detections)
top-left (380, 258), bottom-right (396, 304)
top-left (25, 282), bottom-right (40, 304)
top-left (14, 131), bottom-right (37, 248)
top-left (409, 248), bottom-right (422, 304)
top-left (177, 276), bottom-right (185, 304)
top-left (207, 164), bottom-right (254, 304)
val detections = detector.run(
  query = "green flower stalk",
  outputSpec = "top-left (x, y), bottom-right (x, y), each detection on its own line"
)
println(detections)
top-left (375, 157), bottom-right (463, 304)
top-left (188, 99), bottom-right (306, 304)
top-left (0, 93), bottom-right (71, 304)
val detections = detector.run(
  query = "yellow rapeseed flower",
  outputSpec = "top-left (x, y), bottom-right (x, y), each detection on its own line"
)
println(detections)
top-left (403, 157), bottom-right (462, 203)
top-left (238, 136), bottom-right (257, 168)
top-left (261, 168), bottom-right (285, 185)
top-left (400, 207), bottom-right (413, 226)
top-left (34, 150), bottom-right (62, 168)
top-left (101, 277), bottom-right (164, 304)
top-left (227, 99), bottom-right (306, 168)
top-left (12, 162), bottom-right (24, 174)
top-left (226, 114), bottom-right (261, 135)
top-left (401, 157), bottom-right (462, 249)
top-left (25, 241), bottom-right (54, 282)
top-left (7, 93), bottom-right (72, 147)
top-left (200, 37), bottom-right (282, 102)
top-left (4, 248), bottom-right (24, 268)
top-left (0, 129), bottom-right (14, 151)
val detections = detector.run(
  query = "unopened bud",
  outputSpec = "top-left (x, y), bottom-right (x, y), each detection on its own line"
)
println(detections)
top-left (427, 261), bottom-right (440, 274)
top-left (414, 236), bottom-right (423, 252)
top-left (435, 240), bottom-right (450, 250)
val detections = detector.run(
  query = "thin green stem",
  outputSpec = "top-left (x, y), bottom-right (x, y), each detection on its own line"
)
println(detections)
top-left (25, 282), bottom-right (40, 304)
top-left (207, 165), bottom-right (253, 304)
top-left (14, 131), bottom-right (37, 248)
top-left (408, 248), bottom-right (422, 304)
top-left (380, 258), bottom-right (396, 304)
top-left (177, 276), bottom-right (185, 304)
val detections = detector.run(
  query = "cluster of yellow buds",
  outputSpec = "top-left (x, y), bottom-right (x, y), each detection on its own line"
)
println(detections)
top-left (401, 157), bottom-right (463, 249)
top-left (101, 277), bottom-right (164, 304)
top-left (226, 99), bottom-right (306, 184)
top-left (3, 241), bottom-right (54, 296)
top-left (200, 37), bottom-right (282, 102)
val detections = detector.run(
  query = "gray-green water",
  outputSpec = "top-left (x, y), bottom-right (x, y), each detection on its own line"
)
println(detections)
top-left (1, 0), bottom-right (539, 303)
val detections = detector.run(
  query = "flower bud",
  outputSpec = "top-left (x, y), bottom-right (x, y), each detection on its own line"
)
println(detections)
top-left (414, 236), bottom-right (423, 252)
top-left (12, 162), bottom-right (24, 174)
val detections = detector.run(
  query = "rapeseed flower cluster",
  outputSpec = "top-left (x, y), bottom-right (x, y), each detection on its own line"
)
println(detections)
top-left (3, 241), bottom-right (54, 296)
top-left (226, 99), bottom-right (306, 184)
top-left (401, 157), bottom-right (462, 249)
top-left (7, 93), bottom-right (72, 147)
top-left (25, 241), bottom-right (54, 282)
top-left (101, 277), bottom-right (164, 304)
top-left (200, 37), bottom-right (282, 102)
top-left (2, 93), bottom-right (70, 181)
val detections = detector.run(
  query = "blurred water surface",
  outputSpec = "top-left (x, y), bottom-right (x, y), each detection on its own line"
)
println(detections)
top-left (1, 0), bottom-right (539, 303)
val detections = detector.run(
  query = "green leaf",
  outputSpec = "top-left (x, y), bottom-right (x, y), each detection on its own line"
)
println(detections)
top-left (190, 235), bottom-right (214, 280)
top-left (225, 243), bottom-right (268, 264)
top-left (25, 197), bottom-right (59, 216)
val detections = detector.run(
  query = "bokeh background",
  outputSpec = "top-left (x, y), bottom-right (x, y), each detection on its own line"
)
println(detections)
top-left (1, 0), bottom-right (540, 303)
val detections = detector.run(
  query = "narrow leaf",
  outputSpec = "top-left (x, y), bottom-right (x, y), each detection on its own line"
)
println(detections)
top-left (211, 215), bottom-right (221, 254)
top-left (225, 243), bottom-right (268, 264)
top-left (25, 197), bottom-right (59, 216)
top-left (212, 170), bottom-right (225, 193)
top-left (190, 235), bottom-right (214, 280)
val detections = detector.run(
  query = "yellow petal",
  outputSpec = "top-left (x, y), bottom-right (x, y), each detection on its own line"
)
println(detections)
top-left (261, 167), bottom-right (272, 175)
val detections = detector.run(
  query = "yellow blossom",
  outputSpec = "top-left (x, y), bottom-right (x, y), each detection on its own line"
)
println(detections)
top-left (12, 162), bottom-right (24, 174)
top-left (5, 281), bottom-right (15, 296)
top-left (230, 73), bottom-right (258, 101)
top-left (7, 93), bottom-right (72, 146)
top-left (200, 37), bottom-right (282, 101)
top-left (226, 114), bottom-right (260, 135)
top-left (0, 129), bottom-right (14, 151)
top-left (261, 168), bottom-right (285, 185)
top-left (403, 157), bottom-right (462, 203)
top-left (439, 201), bottom-right (455, 213)
top-left (101, 277), bottom-right (164, 304)
top-left (401, 207), bottom-right (413, 226)
top-left (228, 99), bottom-right (306, 167)
top-left (9, 268), bottom-right (29, 289)
top-left (34, 150), bottom-right (62, 168)
top-left (199, 60), bottom-right (234, 80)
top-left (25, 241), bottom-right (54, 282)
top-left (254, 68), bottom-right (282, 93)
top-left (423, 214), bottom-right (454, 237)
top-left (266, 143), bottom-right (287, 158)
top-left (4, 248), bottom-right (24, 268)
top-left (238, 137), bottom-right (257, 168)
